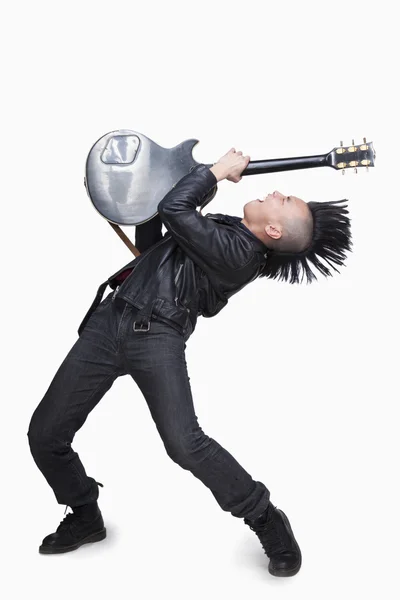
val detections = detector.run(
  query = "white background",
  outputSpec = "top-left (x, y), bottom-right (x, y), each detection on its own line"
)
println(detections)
top-left (2, 1), bottom-right (399, 598)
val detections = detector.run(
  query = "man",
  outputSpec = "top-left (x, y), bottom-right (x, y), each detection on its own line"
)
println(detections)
top-left (28, 148), bottom-right (352, 577)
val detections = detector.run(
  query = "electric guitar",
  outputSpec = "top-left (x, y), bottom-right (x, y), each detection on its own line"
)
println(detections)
top-left (83, 129), bottom-right (375, 256)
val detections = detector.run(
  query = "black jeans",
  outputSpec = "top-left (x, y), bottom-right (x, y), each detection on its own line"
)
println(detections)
top-left (27, 292), bottom-right (270, 521)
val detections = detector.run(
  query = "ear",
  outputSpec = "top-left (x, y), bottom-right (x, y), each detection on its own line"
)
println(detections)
top-left (264, 223), bottom-right (282, 241)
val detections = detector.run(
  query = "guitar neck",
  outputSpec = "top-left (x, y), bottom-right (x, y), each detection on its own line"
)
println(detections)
top-left (205, 153), bottom-right (329, 175)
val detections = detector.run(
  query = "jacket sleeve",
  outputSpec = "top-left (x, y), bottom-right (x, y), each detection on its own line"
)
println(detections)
top-left (134, 213), bottom-right (163, 253)
top-left (157, 164), bottom-right (253, 272)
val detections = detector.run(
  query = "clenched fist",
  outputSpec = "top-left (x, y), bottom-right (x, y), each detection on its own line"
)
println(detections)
top-left (210, 148), bottom-right (250, 183)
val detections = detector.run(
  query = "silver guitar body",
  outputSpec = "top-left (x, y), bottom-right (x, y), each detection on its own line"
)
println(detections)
top-left (85, 129), bottom-right (207, 226)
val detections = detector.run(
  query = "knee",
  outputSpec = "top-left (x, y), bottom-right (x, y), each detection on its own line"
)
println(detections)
top-left (164, 426), bottom-right (213, 468)
top-left (27, 413), bottom-right (68, 459)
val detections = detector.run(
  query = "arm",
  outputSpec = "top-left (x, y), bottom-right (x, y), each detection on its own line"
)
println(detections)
top-left (157, 162), bottom-right (252, 273)
top-left (134, 213), bottom-right (163, 253)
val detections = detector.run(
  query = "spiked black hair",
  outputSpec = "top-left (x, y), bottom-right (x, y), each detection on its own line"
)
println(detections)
top-left (259, 199), bottom-right (352, 284)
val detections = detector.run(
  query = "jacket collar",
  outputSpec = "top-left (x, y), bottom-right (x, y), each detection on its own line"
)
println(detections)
top-left (205, 212), bottom-right (268, 257)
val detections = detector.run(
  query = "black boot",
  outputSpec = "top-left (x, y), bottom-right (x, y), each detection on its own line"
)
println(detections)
top-left (39, 500), bottom-right (106, 554)
top-left (244, 502), bottom-right (302, 577)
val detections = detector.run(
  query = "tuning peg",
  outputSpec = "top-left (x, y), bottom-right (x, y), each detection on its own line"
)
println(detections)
top-left (336, 140), bottom-right (346, 155)
top-left (354, 168), bottom-right (358, 174)
top-left (363, 137), bottom-right (366, 144)
top-left (342, 169), bottom-right (345, 175)
top-left (348, 139), bottom-right (357, 152)
top-left (366, 166), bottom-right (369, 173)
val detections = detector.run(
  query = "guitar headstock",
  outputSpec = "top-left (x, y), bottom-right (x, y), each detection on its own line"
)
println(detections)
top-left (328, 138), bottom-right (376, 173)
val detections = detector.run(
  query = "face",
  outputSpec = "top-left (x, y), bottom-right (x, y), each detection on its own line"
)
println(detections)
top-left (243, 190), bottom-right (310, 240)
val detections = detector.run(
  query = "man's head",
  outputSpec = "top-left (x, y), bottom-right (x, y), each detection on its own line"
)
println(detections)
top-left (242, 190), bottom-right (352, 284)
top-left (243, 191), bottom-right (313, 252)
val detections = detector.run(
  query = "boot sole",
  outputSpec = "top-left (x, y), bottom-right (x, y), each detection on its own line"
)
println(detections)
top-left (39, 528), bottom-right (107, 554)
top-left (268, 509), bottom-right (302, 577)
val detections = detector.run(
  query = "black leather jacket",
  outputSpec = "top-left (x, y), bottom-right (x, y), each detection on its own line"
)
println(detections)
top-left (77, 164), bottom-right (268, 339)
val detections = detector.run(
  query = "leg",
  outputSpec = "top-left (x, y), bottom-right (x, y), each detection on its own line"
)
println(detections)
top-left (27, 294), bottom-right (125, 507)
top-left (124, 318), bottom-right (270, 521)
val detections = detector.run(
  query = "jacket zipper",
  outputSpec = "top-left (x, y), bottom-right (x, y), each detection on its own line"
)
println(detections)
top-left (174, 262), bottom-right (184, 306)
top-left (112, 285), bottom-right (120, 301)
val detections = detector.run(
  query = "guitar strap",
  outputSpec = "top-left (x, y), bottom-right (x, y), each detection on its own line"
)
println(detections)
top-left (108, 222), bottom-right (141, 257)
top-left (77, 280), bottom-right (110, 336)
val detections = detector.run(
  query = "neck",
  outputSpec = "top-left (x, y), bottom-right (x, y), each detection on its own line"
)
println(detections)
top-left (206, 153), bottom-right (328, 175)
top-left (240, 217), bottom-right (269, 246)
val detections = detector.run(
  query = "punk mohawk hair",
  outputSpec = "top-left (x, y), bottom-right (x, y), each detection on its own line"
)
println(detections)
top-left (259, 199), bottom-right (353, 284)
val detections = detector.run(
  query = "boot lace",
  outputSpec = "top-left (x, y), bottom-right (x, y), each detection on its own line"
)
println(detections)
top-left (245, 505), bottom-right (287, 557)
top-left (57, 512), bottom-right (80, 533)
top-left (59, 481), bottom-right (104, 532)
